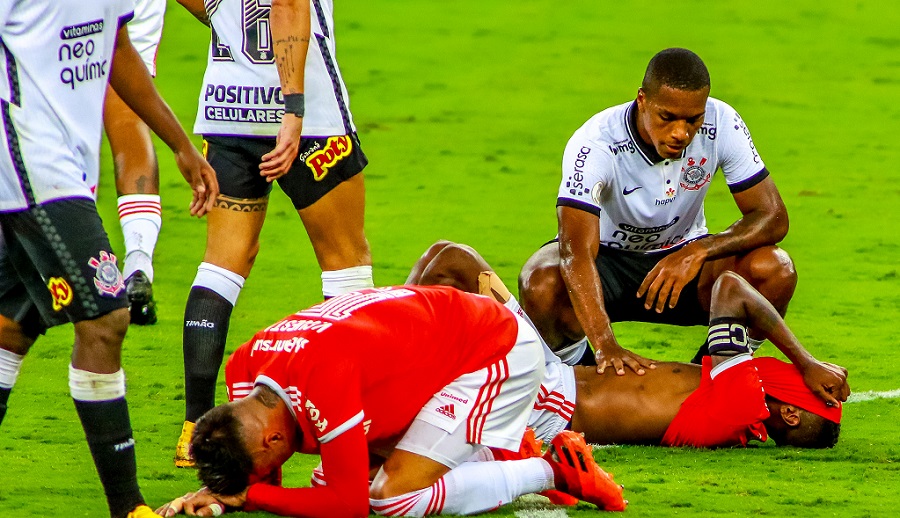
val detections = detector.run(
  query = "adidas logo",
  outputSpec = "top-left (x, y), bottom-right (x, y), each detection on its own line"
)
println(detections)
top-left (436, 404), bottom-right (456, 420)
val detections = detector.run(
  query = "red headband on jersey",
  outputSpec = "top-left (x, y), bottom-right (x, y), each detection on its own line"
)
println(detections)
top-left (754, 357), bottom-right (842, 423)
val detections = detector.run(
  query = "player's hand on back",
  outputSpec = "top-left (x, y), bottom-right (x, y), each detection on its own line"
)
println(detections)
top-left (174, 146), bottom-right (219, 217)
top-left (260, 113), bottom-right (303, 182)
top-left (637, 240), bottom-right (708, 313)
top-left (594, 340), bottom-right (656, 376)
top-left (800, 359), bottom-right (851, 406)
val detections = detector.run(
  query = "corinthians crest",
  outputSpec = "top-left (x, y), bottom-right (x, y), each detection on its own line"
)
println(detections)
top-left (88, 251), bottom-right (124, 297)
top-left (680, 156), bottom-right (711, 191)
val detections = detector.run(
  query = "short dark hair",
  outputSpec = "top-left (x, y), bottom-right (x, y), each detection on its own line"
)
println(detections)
top-left (766, 396), bottom-right (842, 449)
top-left (191, 404), bottom-right (254, 495)
top-left (641, 48), bottom-right (710, 94)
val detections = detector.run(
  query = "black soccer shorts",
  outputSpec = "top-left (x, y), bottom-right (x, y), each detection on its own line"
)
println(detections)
top-left (203, 133), bottom-right (368, 210)
top-left (541, 237), bottom-right (709, 326)
top-left (0, 198), bottom-right (128, 338)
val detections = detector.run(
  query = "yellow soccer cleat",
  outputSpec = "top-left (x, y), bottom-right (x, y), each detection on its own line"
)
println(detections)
top-left (126, 504), bottom-right (163, 518)
top-left (174, 421), bottom-right (196, 468)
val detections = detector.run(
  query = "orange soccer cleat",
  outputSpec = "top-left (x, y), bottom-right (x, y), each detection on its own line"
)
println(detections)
top-left (542, 431), bottom-right (627, 511)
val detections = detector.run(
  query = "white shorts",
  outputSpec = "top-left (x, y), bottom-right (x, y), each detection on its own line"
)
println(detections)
top-left (528, 359), bottom-right (577, 443)
top-left (396, 315), bottom-right (545, 466)
top-left (128, 0), bottom-right (166, 75)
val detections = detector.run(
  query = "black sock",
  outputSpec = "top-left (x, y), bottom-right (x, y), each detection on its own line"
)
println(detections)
top-left (0, 386), bottom-right (10, 426)
top-left (73, 398), bottom-right (144, 518)
top-left (183, 287), bottom-right (233, 422)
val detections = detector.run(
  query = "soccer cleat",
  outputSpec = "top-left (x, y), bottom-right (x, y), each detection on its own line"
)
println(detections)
top-left (542, 431), bottom-right (627, 511)
top-left (126, 271), bottom-right (158, 325)
top-left (126, 505), bottom-right (163, 518)
top-left (174, 421), bottom-right (196, 468)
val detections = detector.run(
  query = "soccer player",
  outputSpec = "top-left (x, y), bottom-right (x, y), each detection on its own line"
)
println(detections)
top-left (156, 286), bottom-right (626, 517)
top-left (408, 241), bottom-right (849, 449)
top-left (173, 0), bottom-right (374, 467)
top-left (519, 48), bottom-right (797, 374)
top-left (103, 0), bottom-right (168, 325)
top-left (0, 1), bottom-right (217, 518)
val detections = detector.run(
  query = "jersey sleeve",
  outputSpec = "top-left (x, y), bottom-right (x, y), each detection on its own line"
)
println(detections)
top-left (304, 357), bottom-right (365, 444)
top-left (556, 127), bottom-right (613, 217)
top-left (716, 102), bottom-right (769, 193)
top-left (662, 357), bottom-right (770, 447)
top-left (244, 420), bottom-right (371, 518)
top-left (224, 341), bottom-right (255, 402)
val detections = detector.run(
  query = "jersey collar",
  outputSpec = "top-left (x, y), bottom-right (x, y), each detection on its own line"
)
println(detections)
top-left (625, 101), bottom-right (685, 165)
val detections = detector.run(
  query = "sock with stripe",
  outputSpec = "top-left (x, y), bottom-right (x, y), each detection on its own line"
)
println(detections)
top-left (370, 457), bottom-right (554, 516)
top-left (321, 265), bottom-right (373, 298)
top-left (117, 194), bottom-right (161, 282)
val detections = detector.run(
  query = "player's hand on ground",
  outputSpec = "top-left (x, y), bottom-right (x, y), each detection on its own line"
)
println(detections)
top-left (260, 113), bottom-right (303, 182)
top-left (156, 487), bottom-right (231, 517)
top-left (595, 342), bottom-right (656, 376)
top-left (637, 241), bottom-right (707, 313)
top-left (174, 146), bottom-right (219, 217)
top-left (800, 359), bottom-right (851, 406)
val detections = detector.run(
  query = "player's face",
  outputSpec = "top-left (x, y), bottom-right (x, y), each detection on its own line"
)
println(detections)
top-left (636, 85), bottom-right (709, 159)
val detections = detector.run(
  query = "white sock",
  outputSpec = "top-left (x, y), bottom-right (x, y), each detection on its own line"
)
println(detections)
top-left (194, 262), bottom-right (245, 306)
top-left (69, 365), bottom-right (126, 401)
top-left (118, 194), bottom-right (161, 282)
top-left (370, 458), bottom-right (554, 517)
top-left (321, 265), bottom-right (374, 298)
top-left (0, 348), bottom-right (24, 389)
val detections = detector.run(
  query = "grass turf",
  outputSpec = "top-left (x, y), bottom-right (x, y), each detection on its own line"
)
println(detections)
top-left (1, 0), bottom-right (899, 516)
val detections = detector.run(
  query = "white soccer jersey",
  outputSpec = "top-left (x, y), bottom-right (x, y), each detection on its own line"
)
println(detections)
top-left (557, 98), bottom-right (768, 253)
top-left (0, 0), bottom-right (134, 212)
top-left (129, 0), bottom-right (166, 75)
top-left (194, 0), bottom-right (355, 137)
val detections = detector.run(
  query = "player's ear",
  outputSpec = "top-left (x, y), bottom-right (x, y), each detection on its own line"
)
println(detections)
top-left (779, 404), bottom-right (802, 427)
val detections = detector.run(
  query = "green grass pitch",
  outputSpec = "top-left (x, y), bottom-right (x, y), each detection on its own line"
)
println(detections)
top-left (2, 0), bottom-right (900, 516)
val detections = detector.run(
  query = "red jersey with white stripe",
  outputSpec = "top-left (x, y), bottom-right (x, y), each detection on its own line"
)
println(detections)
top-left (662, 356), bottom-right (769, 447)
top-left (225, 285), bottom-right (519, 454)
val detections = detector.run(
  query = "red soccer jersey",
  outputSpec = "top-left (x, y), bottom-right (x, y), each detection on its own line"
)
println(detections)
top-left (224, 286), bottom-right (519, 517)
top-left (662, 356), bottom-right (770, 448)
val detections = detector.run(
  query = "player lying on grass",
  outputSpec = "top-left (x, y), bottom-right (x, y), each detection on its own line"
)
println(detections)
top-left (408, 241), bottom-right (849, 448)
top-left (157, 286), bottom-right (626, 517)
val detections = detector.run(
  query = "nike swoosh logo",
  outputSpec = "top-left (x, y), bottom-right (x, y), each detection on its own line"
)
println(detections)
top-left (623, 186), bottom-right (643, 195)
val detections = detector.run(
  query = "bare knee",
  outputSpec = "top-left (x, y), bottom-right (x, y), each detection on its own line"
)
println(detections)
top-left (0, 316), bottom-right (36, 356)
top-left (737, 246), bottom-right (796, 294)
top-left (72, 308), bottom-right (130, 372)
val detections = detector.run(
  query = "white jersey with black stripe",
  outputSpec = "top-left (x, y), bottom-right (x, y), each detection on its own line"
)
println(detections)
top-left (193, 0), bottom-right (355, 138)
top-left (556, 98), bottom-right (768, 254)
top-left (0, 0), bottom-right (134, 212)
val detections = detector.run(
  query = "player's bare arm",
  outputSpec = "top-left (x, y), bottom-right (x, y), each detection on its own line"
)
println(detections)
top-left (260, 0), bottom-right (311, 180)
top-left (176, 0), bottom-right (211, 26)
top-left (558, 206), bottom-right (656, 376)
top-left (638, 176), bottom-right (789, 313)
top-left (710, 271), bottom-right (849, 406)
top-left (109, 25), bottom-right (218, 216)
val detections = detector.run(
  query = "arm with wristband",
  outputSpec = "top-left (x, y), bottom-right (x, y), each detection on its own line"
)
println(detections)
top-left (260, 0), bottom-right (311, 181)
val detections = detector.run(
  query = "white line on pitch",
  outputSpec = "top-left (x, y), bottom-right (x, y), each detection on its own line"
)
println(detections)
top-left (846, 388), bottom-right (900, 403)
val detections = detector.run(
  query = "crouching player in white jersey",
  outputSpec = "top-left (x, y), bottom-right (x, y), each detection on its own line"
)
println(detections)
top-left (407, 242), bottom-right (849, 454)
top-left (103, 0), bottom-right (168, 326)
top-left (173, 0), bottom-right (374, 466)
top-left (519, 48), bottom-right (797, 375)
top-left (156, 287), bottom-right (626, 517)
top-left (0, 1), bottom-right (217, 518)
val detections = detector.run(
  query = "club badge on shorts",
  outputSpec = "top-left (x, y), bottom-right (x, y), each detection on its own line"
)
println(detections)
top-left (47, 277), bottom-right (73, 311)
top-left (88, 251), bottom-right (124, 297)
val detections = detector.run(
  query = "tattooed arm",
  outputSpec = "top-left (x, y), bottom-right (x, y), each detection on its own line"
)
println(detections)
top-left (259, 0), bottom-right (311, 180)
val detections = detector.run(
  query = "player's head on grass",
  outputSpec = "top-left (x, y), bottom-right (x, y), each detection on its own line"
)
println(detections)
top-left (763, 396), bottom-right (842, 448)
top-left (192, 384), bottom-right (300, 495)
top-left (636, 47), bottom-right (711, 159)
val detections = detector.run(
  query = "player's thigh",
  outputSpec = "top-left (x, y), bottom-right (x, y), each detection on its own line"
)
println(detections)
top-left (0, 200), bottom-right (128, 334)
top-left (202, 136), bottom-right (277, 277)
top-left (281, 134), bottom-right (370, 270)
